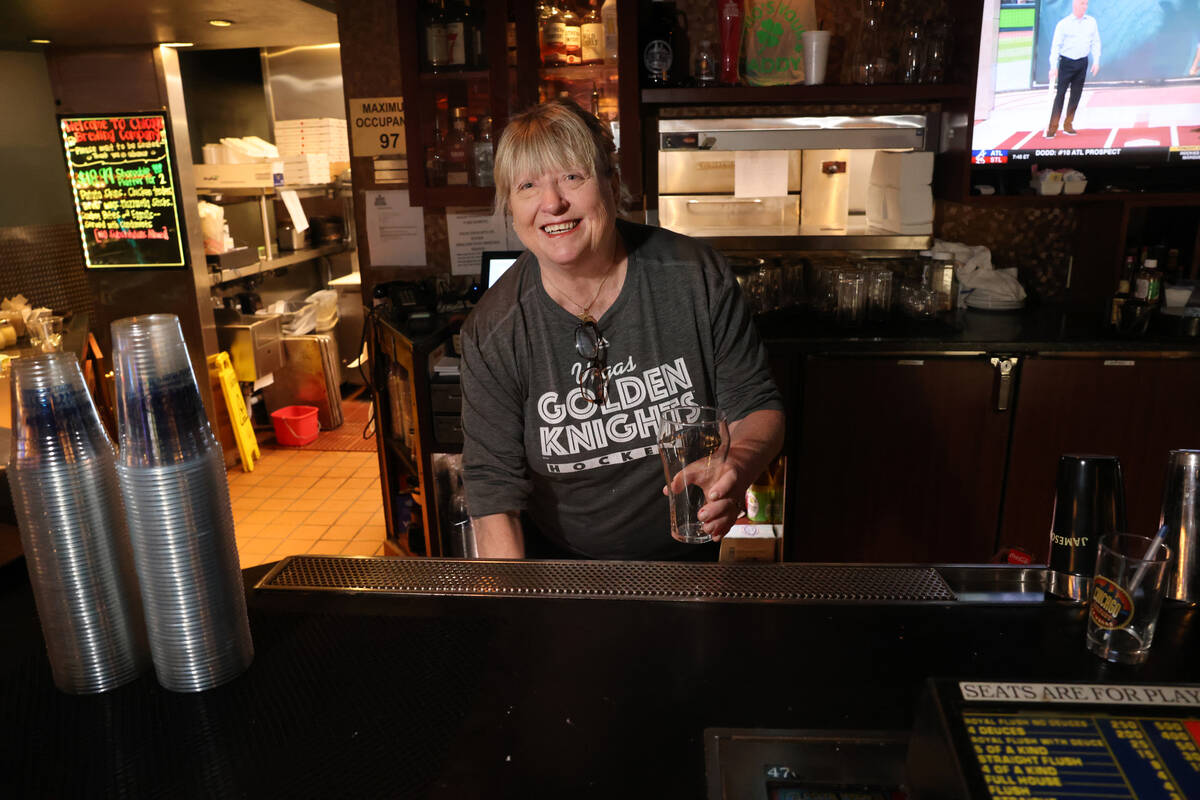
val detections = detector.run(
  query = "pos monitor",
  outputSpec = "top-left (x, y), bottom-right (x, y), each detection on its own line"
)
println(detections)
top-left (480, 250), bottom-right (525, 291)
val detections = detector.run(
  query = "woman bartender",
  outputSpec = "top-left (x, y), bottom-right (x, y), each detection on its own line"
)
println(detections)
top-left (460, 99), bottom-right (784, 560)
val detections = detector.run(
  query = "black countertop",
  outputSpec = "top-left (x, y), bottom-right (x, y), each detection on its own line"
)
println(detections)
top-left (1, 557), bottom-right (1197, 798)
top-left (757, 305), bottom-right (1200, 355)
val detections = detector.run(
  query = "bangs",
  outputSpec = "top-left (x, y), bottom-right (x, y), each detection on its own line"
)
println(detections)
top-left (493, 110), bottom-right (606, 215)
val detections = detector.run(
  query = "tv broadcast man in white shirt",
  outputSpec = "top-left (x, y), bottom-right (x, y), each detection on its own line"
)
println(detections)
top-left (1046, 0), bottom-right (1101, 138)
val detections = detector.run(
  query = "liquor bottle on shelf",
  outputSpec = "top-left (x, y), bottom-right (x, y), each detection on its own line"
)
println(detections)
top-left (542, 2), bottom-right (566, 66)
top-left (717, 0), bottom-right (742, 84)
top-left (426, 116), bottom-right (447, 187)
top-left (694, 39), bottom-right (717, 85)
top-left (1118, 254), bottom-right (1135, 296)
top-left (470, 116), bottom-right (494, 188)
top-left (590, 82), bottom-right (601, 117)
top-left (1165, 248), bottom-right (1182, 283)
top-left (1110, 255), bottom-right (1135, 327)
top-left (642, 0), bottom-right (688, 87)
top-left (462, 0), bottom-right (486, 68)
top-left (601, 0), bottom-right (618, 65)
top-left (444, 107), bottom-right (473, 186)
top-left (561, 2), bottom-right (583, 66)
top-left (1134, 258), bottom-right (1162, 305)
top-left (507, 11), bottom-right (518, 65)
top-left (445, 0), bottom-right (467, 69)
top-left (422, 0), bottom-right (449, 71)
top-left (581, 0), bottom-right (604, 65)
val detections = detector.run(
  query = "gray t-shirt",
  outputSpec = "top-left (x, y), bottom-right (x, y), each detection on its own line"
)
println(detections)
top-left (460, 220), bottom-right (782, 559)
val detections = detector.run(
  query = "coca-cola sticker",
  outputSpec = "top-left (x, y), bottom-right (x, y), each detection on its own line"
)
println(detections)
top-left (1090, 576), bottom-right (1134, 630)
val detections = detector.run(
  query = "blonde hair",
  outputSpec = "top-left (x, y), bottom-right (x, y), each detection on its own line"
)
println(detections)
top-left (493, 98), bottom-right (623, 217)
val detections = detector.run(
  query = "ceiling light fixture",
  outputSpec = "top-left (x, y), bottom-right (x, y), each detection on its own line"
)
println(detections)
top-left (160, 42), bottom-right (195, 48)
top-left (29, 38), bottom-right (51, 44)
top-left (208, 19), bottom-right (235, 27)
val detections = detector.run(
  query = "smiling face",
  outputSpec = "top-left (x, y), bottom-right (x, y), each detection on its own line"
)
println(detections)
top-left (492, 99), bottom-right (624, 273)
top-left (509, 166), bottom-right (619, 273)
top-left (1073, 0), bottom-right (1087, 18)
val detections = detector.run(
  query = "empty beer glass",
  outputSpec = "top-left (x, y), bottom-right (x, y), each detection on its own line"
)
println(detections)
top-left (658, 406), bottom-right (730, 544)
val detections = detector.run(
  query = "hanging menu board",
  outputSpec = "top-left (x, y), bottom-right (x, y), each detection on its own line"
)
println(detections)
top-left (59, 113), bottom-right (187, 269)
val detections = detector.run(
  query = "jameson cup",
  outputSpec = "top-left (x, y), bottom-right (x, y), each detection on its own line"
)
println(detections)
top-left (1047, 455), bottom-right (1127, 602)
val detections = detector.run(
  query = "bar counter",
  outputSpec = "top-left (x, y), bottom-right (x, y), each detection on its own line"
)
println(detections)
top-left (2, 555), bottom-right (1197, 797)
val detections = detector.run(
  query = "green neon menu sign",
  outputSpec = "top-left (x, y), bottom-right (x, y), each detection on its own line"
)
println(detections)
top-left (59, 113), bottom-right (187, 269)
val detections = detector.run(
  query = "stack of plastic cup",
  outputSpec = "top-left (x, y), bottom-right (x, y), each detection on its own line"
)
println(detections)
top-left (8, 352), bottom-right (148, 694)
top-left (111, 314), bottom-right (253, 692)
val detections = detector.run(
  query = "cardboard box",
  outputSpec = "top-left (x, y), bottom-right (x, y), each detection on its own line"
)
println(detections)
top-left (719, 524), bottom-right (781, 563)
top-left (194, 161), bottom-right (284, 189)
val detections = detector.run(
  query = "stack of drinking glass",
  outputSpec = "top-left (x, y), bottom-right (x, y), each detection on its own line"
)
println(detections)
top-left (111, 314), bottom-right (253, 692)
top-left (8, 353), bottom-right (148, 694)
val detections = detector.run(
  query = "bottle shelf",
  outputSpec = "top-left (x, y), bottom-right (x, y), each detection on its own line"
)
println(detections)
top-left (417, 68), bottom-right (492, 84)
top-left (641, 83), bottom-right (972, 106)
top-left (538, 63), bottom-right (618, 81)
top-left (965, 192), bottom-right (1200, 208)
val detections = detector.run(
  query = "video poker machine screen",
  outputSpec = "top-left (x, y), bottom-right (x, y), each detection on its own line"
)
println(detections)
top-left (909, 680), bottom-right (1200, 800)
top-left (970, 0), bottom-right (1200, 171)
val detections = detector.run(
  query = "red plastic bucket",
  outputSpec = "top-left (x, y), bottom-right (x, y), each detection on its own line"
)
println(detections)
top-left (271, 405), bottom-right (319, 446)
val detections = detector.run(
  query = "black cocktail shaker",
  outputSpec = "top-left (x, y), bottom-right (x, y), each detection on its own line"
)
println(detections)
top-left (1047, 454), bottom-right (1128, 602)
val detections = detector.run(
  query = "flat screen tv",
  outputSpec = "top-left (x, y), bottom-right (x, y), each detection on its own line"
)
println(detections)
top-left (969, 0), bottom-right (1200, 191)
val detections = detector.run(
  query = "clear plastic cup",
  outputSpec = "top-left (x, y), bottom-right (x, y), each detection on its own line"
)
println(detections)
top-left (8, 353), bottom-right (148, 694)
top-left (111, 314), bottom-right (219, 466)
top-left (116, 448), bottom-right (252, 692)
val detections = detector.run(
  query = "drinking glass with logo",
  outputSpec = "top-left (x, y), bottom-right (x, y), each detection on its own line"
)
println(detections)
top-left (1086, 533), bottom-right (1173, 664)
top-left (658, 406), bottom-right (730, 543)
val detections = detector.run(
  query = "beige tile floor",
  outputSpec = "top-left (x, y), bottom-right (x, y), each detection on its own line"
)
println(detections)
top-left (226, 445), bottom-right (386, 568)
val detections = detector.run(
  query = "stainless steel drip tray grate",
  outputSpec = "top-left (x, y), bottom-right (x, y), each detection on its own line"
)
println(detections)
top-left (255, 556), bottom-right (956, 603)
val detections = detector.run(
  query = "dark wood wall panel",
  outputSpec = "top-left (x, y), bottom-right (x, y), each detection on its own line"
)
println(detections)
top-left (336, 0), bottom-right (449, 290)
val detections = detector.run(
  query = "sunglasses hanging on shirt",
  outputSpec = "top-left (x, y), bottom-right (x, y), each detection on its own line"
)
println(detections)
top-left (575, 319), bottom-right (609, 405)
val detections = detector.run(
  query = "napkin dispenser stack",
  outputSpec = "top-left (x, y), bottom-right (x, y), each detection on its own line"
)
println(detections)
top-left (866, 150), bottom-right (934, 235)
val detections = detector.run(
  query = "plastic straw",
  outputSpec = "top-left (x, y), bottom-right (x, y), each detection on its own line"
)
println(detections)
top-left (1128, 525), bottom-right (1169, 594)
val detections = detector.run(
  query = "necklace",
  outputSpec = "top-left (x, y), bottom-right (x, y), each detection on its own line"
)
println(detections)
top-left (543, 268), bottom-right (614, 322)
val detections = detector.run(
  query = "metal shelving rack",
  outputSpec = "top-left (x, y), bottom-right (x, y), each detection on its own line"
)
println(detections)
top-left (196, 182), bottom-right (355, 283)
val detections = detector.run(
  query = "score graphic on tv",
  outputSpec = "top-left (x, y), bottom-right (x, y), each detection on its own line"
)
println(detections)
top-left (970, 0), bottom-right (1200, 169)
top-left (972, 150), bottom-right (1010, 165)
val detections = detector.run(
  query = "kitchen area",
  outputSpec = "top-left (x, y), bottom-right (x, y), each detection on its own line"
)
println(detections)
top-left (2, 0), bottom-right (1200, 797)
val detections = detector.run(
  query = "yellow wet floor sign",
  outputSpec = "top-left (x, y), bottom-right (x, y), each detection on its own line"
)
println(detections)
top-left (207, 352), bottom-right (260, 472)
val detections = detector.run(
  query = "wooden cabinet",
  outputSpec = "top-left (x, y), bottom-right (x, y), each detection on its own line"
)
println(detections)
top-left (784, 350), bottom-right (1200, 564)
top-left (789, 355), bottom-right (1011, 563)
top-left (397, 0), bottom-right (641, 207)
top-left (999, 355), bottom-right (1200, 561)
